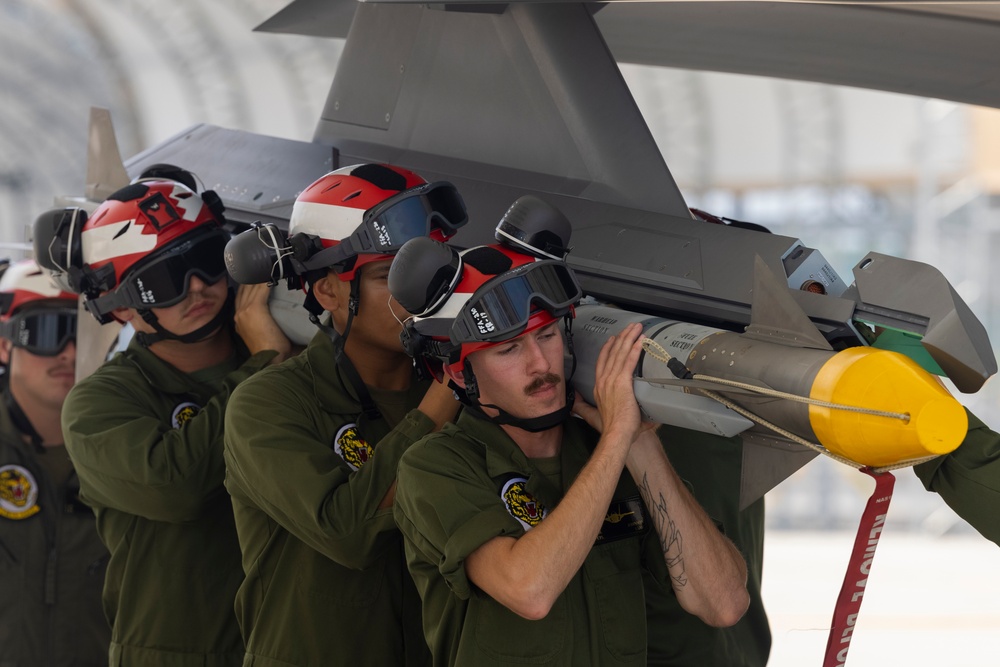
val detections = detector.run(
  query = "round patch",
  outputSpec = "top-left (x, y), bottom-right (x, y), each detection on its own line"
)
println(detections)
top-left (501, 477), bottom-right (546, 531)
top-left (171, 402), bottom-right (201, 429)
top-left (334, 424), bottom-right (374, 471)
top-left (0, 465), bottom-right (40, 520)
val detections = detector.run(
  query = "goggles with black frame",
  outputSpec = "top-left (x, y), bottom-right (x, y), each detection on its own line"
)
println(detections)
top-left (90, 227), bottom-right (230, 315)
top-left (450, 259), bottom-right (582, 345)
top-left (302, 182), bottom-right (468, 271)
top-left (0, 304), bottom-right (77, 357)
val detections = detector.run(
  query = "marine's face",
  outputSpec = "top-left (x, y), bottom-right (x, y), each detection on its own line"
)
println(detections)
top-left (351, 260), bottom-right (412, 354)
top-left (0, 339), bottom-right (76, 412)
top-left (122, 274), bottom-right (229, 337)
top-left (466, 321), bottom-right (566, 419)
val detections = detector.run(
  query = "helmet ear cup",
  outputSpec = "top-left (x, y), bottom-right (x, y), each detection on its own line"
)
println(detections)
top-left (388, 236), bottom-right (462, 316)
top-left (32, 207), bottom-right (87, 293)
top-left (495, 195), bottom-right (572, 260)
top-left (225, 223), bottom-right (290, 285)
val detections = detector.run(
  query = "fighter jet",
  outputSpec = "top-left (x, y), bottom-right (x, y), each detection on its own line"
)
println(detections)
top-left (51, 0), bottom-right (998, 508)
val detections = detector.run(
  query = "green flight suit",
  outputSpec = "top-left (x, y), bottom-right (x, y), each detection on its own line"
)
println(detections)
top-left (0, 390), bottom-right (110, 667)
top-left (913, 408), bottom-right (1000, 545)
top-left (644, 425), bottom-right (769, 667)
top-left (62, 334), bottom-right (276, 667)
top-left (395, 411), bottom-right (657, 667)
top-left (223, 330), bottom-right (434, 667)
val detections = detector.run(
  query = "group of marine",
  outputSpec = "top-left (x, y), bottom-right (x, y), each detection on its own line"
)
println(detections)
top-left (2, 161), bottom-right (996, 667)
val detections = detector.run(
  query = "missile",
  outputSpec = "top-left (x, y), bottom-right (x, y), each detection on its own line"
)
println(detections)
top-left (571, 257), bottom-right (969, 505)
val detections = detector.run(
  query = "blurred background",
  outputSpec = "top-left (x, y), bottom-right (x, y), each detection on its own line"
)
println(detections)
top-left (3, 1), bottom-right (998, 663)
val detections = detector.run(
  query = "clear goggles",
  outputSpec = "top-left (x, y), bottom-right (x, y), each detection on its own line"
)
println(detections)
top-left (0, 306), bottom-right (77, 357)
top-left (303, 182), bottom-right (468, 271)
top-left (95, 229), bottom-right (229, 312)
top-left (450, 260), bottom-right (582, 345)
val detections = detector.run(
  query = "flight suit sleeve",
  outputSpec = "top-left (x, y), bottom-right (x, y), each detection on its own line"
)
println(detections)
top-left (912, 408), bottom-right (1000, 545)
top-left (62, 351), bottom-right (276, 523)
top-left (394, 438), bottom-right (522, 600)
top-left (223, 372), bottom-right (436, 570)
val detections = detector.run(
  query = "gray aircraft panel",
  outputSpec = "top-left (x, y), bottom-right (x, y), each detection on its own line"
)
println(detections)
top-left (123, 125), bottom-right (337, 226)
top-left (315, 3), bottom-right (691, 217)
top-left (596, 3), bottom-right (1000, 110)
top-left (258, 0), bottom-right (1000, 111)
top-left (254, 0), bottom-right (356, 38)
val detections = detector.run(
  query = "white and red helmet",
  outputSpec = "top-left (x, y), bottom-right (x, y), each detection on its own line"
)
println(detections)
top-left (33, 178), bottom-right (230, 323)
top-left (0, 259), bottom-right (77, 356)
top-left (287, 163), bottom-right (467, 282)
top-left (81, 179), bottom-right (225, 292)
top-left (390, 239), bottom-right (582, 376)
top-left (0, 260), bottom-right (76, 317)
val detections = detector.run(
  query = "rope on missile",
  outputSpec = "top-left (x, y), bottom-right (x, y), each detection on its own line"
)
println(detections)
top-left (640, 337), bottom-right (938, 473)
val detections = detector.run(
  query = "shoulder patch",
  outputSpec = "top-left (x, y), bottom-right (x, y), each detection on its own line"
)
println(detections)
top-left (334, 423), bottom-right (374, 471)
top-left (500, 477), bottom-right (546, 530)
top-left (0, 465), bottom-right (40, 520)
top-left (171, 402), bottom-right (201, 429)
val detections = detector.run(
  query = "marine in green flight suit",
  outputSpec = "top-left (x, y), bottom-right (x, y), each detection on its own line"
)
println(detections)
top-left (63, 334), bottom-right (278, 666)
top-left (220, 163), bottom-right (464, 666)
top-left (914, 408), bottom-right (1000, 545)
top-left (395, 411), bottom-right (654, 666)
top-left (0, 259), bottom-right (110, 666)
top-left (224, 330), bottom-right (440, 666)
top-left (52, 173), bottom-right (291, 666)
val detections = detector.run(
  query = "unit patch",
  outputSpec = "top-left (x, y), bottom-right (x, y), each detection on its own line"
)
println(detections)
top-left (501, 477), bottom-right (546, 531)
top-left (596, 496), bottom-right (647, 545)
top-left (171, 402), bottom-right (201, 429)
top-left (0, 465), bottom-right (40, 520)
top-left (334, 424), bottom-right (374, 471)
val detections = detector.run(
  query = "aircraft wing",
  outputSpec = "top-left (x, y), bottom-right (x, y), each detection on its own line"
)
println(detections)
top-left (258, 0), bottom-right (1000, 111)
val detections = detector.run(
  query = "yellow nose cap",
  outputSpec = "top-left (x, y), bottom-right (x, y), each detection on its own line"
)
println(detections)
top-left (809, 347), bottom-right (967, 467)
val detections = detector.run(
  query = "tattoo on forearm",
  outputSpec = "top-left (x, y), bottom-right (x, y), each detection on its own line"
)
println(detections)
top-left (640, 472), bottom-right (687, 588)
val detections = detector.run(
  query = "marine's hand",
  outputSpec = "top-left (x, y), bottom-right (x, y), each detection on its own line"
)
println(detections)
top-left (418, 377), bottom-right (461, 431)
top-left (591, 322), bottom-right (645, 442)
top-left (234, 283), bottom-right (293, 364)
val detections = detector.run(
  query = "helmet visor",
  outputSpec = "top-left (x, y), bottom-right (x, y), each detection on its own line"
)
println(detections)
top-left (0, 307), bottom-right (77, 356)
top-left (111, 230), bottom-right (229, 310)
top-left (450, 260), bottom-right (581, 345)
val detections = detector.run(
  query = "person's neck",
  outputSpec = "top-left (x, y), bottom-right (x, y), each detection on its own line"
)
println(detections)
top-left (342, 337), bottom-right (412, 391)
top-left (9, 385), bottom-right (63, 447)
top-left (502, 422), bottom-right (564, 459)
top-left (148, 327), bottom-right (234, 374)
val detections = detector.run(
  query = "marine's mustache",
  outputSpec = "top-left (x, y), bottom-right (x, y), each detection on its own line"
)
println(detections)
top-left (524, 373), bottom-right (562, 396)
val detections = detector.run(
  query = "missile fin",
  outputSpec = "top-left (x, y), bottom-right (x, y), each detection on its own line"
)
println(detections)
top-left (85, 107), bottom-right (130, 203)
top-left (744, 255), bottom-right (833, 350)
top-left (739, 433), bottom-right (819, 510)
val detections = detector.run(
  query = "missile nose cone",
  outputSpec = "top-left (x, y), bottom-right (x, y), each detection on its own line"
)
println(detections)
top-left (809, 347), bottom-right (968, 467)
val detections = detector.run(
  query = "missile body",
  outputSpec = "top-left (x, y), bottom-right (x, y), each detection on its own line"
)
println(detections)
top-left (572, 304), bottom-right (967, 467)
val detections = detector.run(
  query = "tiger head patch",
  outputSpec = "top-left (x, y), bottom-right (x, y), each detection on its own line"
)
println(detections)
top-left (334, 423), bottom-right (374, 471)
top-left (171, 402), bottom-right (201, 429)
top-left (0, 465), bottom-right (40, 520)
top-left (500, 477), bottom-right (546, 531)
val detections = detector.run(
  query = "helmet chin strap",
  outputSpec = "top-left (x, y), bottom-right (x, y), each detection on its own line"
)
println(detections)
top-left (459, 315), bottom-right (578, 434)
top-left (308, 275), bottom-right (382, 421)
top-left (134, 290), bottom-right (235, 348)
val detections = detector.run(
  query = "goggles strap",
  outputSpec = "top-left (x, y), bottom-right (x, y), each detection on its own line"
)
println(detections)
top-left (4, 386), bottom-right (44, 451)
top-left (133, 292), bottom-right (235, 348)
